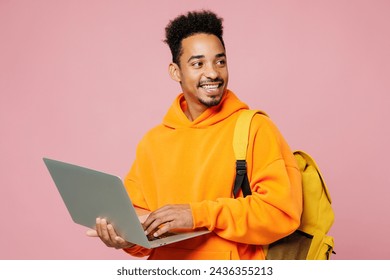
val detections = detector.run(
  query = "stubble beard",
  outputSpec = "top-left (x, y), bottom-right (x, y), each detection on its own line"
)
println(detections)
top-left (198, 95), bottom-right (223, 108)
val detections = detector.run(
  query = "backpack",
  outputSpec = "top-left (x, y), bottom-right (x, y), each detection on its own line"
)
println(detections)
top-left (232, 109), bottom-right (335, 260)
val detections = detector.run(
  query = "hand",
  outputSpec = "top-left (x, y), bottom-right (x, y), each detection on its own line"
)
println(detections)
top-left (143, 204), bottom-right (193, 238)
top-left (86, 218), bottom-right (135, 249)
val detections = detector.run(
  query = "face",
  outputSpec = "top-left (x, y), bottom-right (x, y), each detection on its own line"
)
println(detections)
top-left (169, 33), bottom-right (229, 111)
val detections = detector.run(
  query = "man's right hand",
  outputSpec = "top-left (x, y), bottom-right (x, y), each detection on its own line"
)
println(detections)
top-left (86, 218), bottom-right (135, 249)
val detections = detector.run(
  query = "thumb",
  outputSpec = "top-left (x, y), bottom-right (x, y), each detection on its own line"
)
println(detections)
top-left (86, 229), bottom-right (98, 237)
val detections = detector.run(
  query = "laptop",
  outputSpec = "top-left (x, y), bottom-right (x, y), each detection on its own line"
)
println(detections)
top-left (43, 158), bottom-right (210, 249)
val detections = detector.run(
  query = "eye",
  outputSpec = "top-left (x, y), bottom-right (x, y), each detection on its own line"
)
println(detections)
top-left (216, 59), bottom-right (226, 67)
top-left (192, 61), bottom-right (203, 68)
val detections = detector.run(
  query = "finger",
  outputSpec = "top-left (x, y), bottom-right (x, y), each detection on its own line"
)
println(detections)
top-left (96, 218), bottom-right (111, 246)
top-left (114, 236), bottom-right (136, 249)
top-left (106, 223), bottom-right (122, 248)
top-left (106, 223), bottom-right (118, 239)
top-left (106, 223), bottom-right (134, 249)
top-left (152, 221), bottom-right (174, 237)
top-left (99, 218), bottom-right (112, 242)
top-left (114, 235), bottom-right (125, 243)
top-left (86, 229), bottom-right (98, 237)
top-left (97, 218), bottom-right (116, 248)
top-left (143, 206), bottom-right (173, 232)
top-left (96, 217), bottom-right (102, 237)
top-left (112, 235), bottom-right (129, 249)
top-left (144, 216), bottom-right (168, 235)
top-left (142, 213), bottom-right (158, 229)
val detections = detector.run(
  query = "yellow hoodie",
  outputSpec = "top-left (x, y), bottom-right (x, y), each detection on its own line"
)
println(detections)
top-left (123, 90), bottom-right (302, 259)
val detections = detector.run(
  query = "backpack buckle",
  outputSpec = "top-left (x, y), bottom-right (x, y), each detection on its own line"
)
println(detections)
top-left (236, 160), bottom-right (247, 175)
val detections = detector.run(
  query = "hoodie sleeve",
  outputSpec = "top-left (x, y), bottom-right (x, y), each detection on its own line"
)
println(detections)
top-left (190, 114), bottom-right (303, 245)
top-left (122, 152), bottom-right (153, 258)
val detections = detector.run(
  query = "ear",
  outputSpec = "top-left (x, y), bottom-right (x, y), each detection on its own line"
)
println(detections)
top-left (168, 62), bottom-right (181, 82)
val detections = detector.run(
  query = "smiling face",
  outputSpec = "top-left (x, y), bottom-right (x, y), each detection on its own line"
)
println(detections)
top-left (169, 33), bottom-right (229, 120)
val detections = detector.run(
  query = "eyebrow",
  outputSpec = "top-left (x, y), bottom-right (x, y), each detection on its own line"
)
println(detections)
top-left (187, 52), bottom-right (226, 63)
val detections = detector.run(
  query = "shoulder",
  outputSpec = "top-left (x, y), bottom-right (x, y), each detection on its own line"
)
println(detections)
top-left (250, 111), bottom-right (281, 134)
top-left (249, 111), bottom-right (297, 168)
top-left (246, 111), bottom-right (290, 152)
top-left (136, 123), bottom-right (166, 148)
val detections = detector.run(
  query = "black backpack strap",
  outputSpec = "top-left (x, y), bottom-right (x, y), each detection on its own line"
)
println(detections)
top-left (233, 160), bottom-right (252, 198)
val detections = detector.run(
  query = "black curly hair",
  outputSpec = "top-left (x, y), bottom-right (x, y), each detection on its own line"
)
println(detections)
top-left (164, 10), bottom-right (225, 66)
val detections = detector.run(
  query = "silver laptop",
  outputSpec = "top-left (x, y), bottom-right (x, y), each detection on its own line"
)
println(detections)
top-left (43, 158), bottom-right (210, 249)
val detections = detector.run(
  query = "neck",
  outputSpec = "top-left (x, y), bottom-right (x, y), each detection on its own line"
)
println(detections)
top-left (180, 96), bottom-right (208, 121)
top-left (184, 103), bottom-right (206, 121)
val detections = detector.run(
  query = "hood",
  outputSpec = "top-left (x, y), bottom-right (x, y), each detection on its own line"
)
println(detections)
top-left (163, 90), bottom-right (249, 129)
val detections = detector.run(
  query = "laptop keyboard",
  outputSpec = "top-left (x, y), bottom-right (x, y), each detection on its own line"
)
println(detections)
top-left (147, 231), bottom-right (177, 241)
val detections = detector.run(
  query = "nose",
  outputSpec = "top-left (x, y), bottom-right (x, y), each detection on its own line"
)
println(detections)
top-left (204, 63), bottom-right (218, 79)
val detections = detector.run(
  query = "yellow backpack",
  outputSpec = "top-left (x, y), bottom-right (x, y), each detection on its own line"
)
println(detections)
top-left (232, 109), bottom-right (335, 260)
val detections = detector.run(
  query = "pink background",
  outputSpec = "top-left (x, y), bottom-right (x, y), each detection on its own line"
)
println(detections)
top-left (1, 0), bottom-right (389, 260)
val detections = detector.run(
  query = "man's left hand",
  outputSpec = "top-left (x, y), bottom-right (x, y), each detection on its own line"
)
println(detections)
top-left (143, 204), bottom-right (193, 238)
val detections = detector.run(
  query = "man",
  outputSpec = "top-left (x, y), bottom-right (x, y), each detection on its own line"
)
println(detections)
top-left (87, 10), bottom-right (302, 260)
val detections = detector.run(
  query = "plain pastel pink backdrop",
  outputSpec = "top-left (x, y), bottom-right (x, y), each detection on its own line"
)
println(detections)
top-left (1, 0), bottom-right (389, 260)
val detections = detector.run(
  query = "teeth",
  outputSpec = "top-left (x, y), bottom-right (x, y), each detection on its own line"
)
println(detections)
top-left (201, 84), bottom-right (219, 89)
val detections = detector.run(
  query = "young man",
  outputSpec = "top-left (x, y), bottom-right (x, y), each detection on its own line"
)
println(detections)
top-left (88, 10), bottom-right (302, 260)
